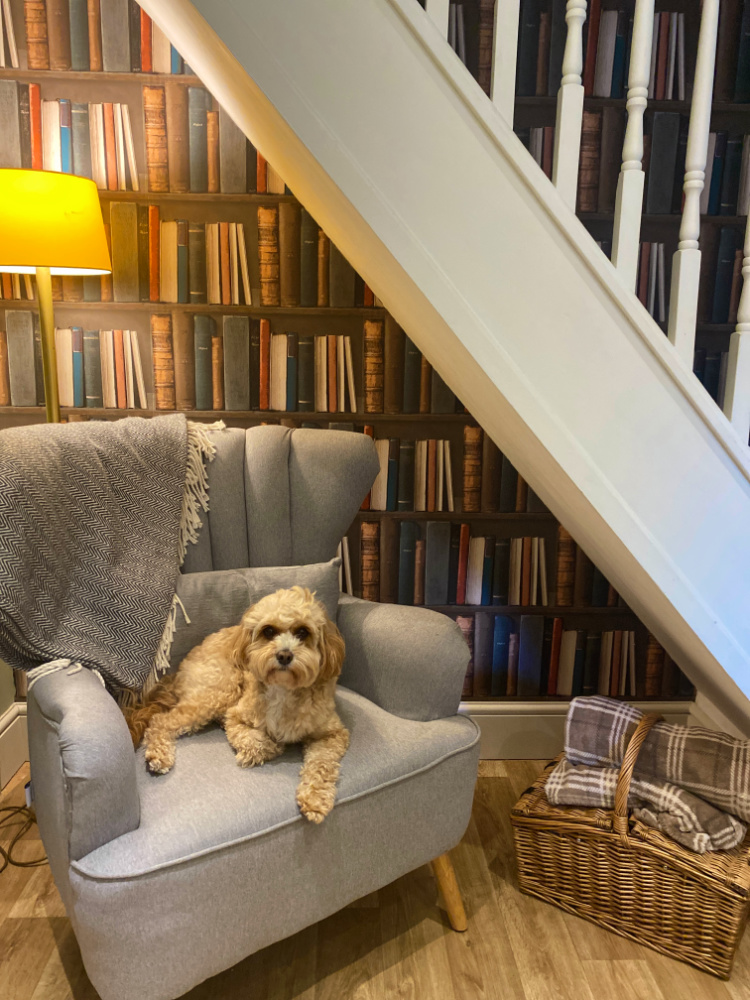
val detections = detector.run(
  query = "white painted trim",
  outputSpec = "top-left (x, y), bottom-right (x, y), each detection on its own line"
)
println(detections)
top-left (0, 702), bottom-right (28, 790)
top-left (139, 0), bottom-right (750, 732)
top-left (461, 700), bottom-right (694, 759)
top-left (689, 691), bottom-right (747, 738)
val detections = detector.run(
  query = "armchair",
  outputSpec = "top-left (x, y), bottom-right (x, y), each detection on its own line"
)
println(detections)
top-left (28, 425), bottom-right (480, 1000)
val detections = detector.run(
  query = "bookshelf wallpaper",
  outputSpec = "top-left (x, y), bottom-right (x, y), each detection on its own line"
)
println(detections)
top-left (4, 0), bottom-right (742, 704)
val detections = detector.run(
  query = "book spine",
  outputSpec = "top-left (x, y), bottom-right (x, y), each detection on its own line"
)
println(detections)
top-left (286, 331), bottom-right (298, 411)
top-left (316, 229), bottom-right (330, 306)
top-left (299, 208), bottom-right (318, 307)
top-left (25, 0), bottom-right (50, 69)
top-left (70, 101), bottom-right (91, 179)
top-left (577, 109), bottom-right (602, 211)
top-left (360, 521), bottom-right (380, 602)
top-left (555, 524), bottom-right (576, 605)
top-left (102, 101), bottom-right (117, 190)
top-left (278, 201), bottom-right (301, 308)
top-left (164, 81), bottom-right (189, 194)
top-left (142, 86), bottom-right (169, 193)
top-left (206, 109), bottom-right (219, 193)
top-left (6, 313), bottom-right (37, 406)
top-left (297, 333), bottom-right (314, 412)
top-left (100, 0), bottom-right (128, 72)
top-left (397, 439), bottom-right (415, 511)
top-left (383, 315), bottom-right (405, 415)
top-left (218, 104), bottom-right (247, 194)
top-left (46, 0), bottom-right (71, 71)
top-left (69, 0), bottom-right (89, 70)
top-left (0, 331), bottom-right (9, 406)
top-left (363, 319), bottom-right (384, 413)
top-left (127, 0), bottom-right (139, 71)
top-left (113, 328), bottom-right (126, 408)
top-left (258, 205), bottom-right (280, 307)
top-left (86, 0), bottom-right (101, 70)
top-left (462, 425), bottom-right (482, 512)
top-left (211, 332), bottom-right (224, 409)
top-left (170, 310), bottom-right (195, 410)
top-left (259, 317), bottom-right (270, 410)
top-left (82, 328), bottom-right (102, 406)
top-left (329, 242), bottom-right (355, 308)
top-left (151, 313), bottom-right (175, 410)
top-left (185, 88), bottom-right (207, 193)
top-left (193, 315), bottom-right (213, 410)
top-left (222, 315), bottom-right (250, 411)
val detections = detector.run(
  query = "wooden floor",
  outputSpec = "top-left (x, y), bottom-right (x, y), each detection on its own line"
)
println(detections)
top-left (2, 760), bottom-right (750, 1000)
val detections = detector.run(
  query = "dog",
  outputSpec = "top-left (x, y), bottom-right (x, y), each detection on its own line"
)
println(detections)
top-left (125, 586), bottom-right (349, 824)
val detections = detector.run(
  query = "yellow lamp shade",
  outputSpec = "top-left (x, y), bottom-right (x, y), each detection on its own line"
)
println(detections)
top-left (0, 169), bottom-right (111, 275)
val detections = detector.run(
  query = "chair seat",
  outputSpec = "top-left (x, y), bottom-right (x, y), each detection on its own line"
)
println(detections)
top-left (73, 687), bottom-right (478, 880)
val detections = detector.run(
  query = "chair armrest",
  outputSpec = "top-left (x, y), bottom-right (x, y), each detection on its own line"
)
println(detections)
top-left (337, 595), bottom-right (470, 721)
top-left (28, 665), bottom-right (140, 870)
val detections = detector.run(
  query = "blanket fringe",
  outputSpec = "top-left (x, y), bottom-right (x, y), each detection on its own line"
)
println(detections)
top-left (147, 420), bottom-right (221, 695)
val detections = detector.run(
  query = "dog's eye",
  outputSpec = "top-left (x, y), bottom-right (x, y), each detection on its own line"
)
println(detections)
top-left (295, 627), bottom-right (309, 641)
top-left (262, 626), bottom-right (277, 640)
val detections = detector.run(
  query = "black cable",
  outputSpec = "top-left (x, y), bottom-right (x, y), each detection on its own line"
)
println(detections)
top-left (0, 805), bottom-right (47, 875)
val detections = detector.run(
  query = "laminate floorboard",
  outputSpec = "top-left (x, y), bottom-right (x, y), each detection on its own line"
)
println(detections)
top-left (2, 761), bottom-right (749, 1000)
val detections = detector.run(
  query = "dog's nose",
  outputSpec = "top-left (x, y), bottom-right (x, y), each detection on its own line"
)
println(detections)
top-left (276, 650), bottom-right (293, 667)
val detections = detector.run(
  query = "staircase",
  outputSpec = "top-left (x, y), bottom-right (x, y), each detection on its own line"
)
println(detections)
top-left (140, 0), bottom-right (750, 733)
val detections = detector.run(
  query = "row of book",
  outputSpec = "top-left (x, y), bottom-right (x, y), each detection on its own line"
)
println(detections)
top-left (458, 615), bottom-right (693, 701)
top-left (370, 438), bottom-right (455, 514)
top-left (19, 0), bottom-right (189, 74)
top-left (718, 0), bottom-right (750, 104)
top-left (360, 518), bottom-right (552, 609)
top-left (461, 425), bottom-right (548, 515)
top-left (0, 84), bottom-right (140, 189)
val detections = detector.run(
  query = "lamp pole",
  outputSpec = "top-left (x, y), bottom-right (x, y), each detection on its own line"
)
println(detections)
top-left (35, 266), bottom-right (61, 424)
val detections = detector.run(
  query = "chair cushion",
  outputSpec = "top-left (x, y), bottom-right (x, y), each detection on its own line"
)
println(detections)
top-left (169, 557), bottom-right (341, 667)
top-left (72, 686), bottom-right (478, 880)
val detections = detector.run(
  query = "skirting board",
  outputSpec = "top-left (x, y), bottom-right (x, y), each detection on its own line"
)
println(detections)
top-left (461, 701), bottom-right (695, 759)
top-left (0, 702), bottom-right (28, 790)
top-left (0, 699), bottom-right (727, 777)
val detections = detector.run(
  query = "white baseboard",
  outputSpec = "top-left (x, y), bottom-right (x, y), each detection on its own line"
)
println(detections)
top-left (461, 700), bottom-right (695, 759)
top-left (0, 697), bottom-right (734, 775)
top-left (0, 702), bottom-right (28, 790)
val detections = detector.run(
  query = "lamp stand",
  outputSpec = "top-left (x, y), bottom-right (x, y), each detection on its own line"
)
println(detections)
top-left (35, 265), bottom-right (61, 424)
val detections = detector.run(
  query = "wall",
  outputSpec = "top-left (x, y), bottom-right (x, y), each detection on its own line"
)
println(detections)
top-left (0, 660), bottom-right (16, 717)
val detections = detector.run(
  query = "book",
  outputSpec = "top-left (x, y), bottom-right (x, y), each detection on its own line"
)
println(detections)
top-left (517, 615), bottom-right (545, 697)
top-left (424, 521), bottom-right (451, 606)
top-left (279, 201), bottom-right (301, 308)
top-left (46, 0), bottom-right (71, 71)
top-left (286, 331), bottom-right (298, 411)
top-left (361, 520), bottom-right (380, 602)
top-left (193, 315), bottom-right (214, 410)
top-left (100, 0), bottom-right (128, 72)
top-left (171, 310), bottom-right (194, 411)
top-left (300, 208), bottom-right (318, 308)
top-left (143, 86), bottom-right (168, 193)
top-left (222, 315), bottom-right (250, 411)
top-left (206, 109), bottom-right (219, 192)
top-left (516, 0), bottom-right (541, 97)
top-left (218, 104), bottom-right (246, 194)
top-left (462, 425), bottom-right (482, 512)
top-left (188, 87), bottom-right (208, 193)
top-left (473, 612), bottom-right (494, 698)
top-left (164, 82), bottom-right (189, 194)
top-left (329, 243), bottom-right (355, 307)
top-left (24, 0), bottom-right (50, 69)
top-left (363, 319), bottom-right (384, 413)
top-left (6, 310), bottom-right (36, 406)
top-left (0, 81), bottom-right (21, 168)
top-left (645, 112), bottom-right (681, 214)
top-left (151, 314), bottom-right (175, 410)
top-left (397, 521), bottom-right (418, 606)
top-left (69, 0), bottom-right (88, 70)
top-left (258, 205), bottom-right (280, 307)
top-left (269, 333), bottom-right (287, 411)
top-left (110, 201), bottom-right (138, 302)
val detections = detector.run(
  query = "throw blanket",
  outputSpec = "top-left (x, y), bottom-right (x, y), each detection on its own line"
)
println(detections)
top-left (0, 414), bottom-right (217, 694)
top-left (546, 756), bottom-right (746, 853)
top-left (565, 696), bottom-right (750, 825)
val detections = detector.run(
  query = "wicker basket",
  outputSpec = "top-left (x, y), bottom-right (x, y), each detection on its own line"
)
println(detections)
top-left (511, 713), bottom-right (750, 979)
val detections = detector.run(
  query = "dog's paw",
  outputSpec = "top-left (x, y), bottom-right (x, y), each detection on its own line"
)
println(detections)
top-left (234, 745), bottom-right (268, 768)
top-left (144, 745), bottom-right (175, 774)
top-left (296, 784), bottom-right (335, 823)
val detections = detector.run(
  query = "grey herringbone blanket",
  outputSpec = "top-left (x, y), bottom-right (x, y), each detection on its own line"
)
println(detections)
top-left (546, 757), bottom-right (746, 853)
top-left (0, 414), bottom-right (215, 693)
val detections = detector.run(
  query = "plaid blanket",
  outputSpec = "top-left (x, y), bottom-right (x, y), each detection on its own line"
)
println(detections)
top-left (546, 757), bottom-right (746, 853)
top-left (565, 696), bottom-right (750, 824)
top-left (0, 415), bottom-right (217, 695)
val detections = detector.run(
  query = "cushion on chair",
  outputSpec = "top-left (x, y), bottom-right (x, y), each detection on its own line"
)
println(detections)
top-left (72, 687), bottom-right (478, 879)
top-left (168, 558), bottom-right (341, 668)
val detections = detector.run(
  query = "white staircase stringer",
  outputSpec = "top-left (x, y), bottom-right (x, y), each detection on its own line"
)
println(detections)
top-left (141, 0), bottom-right (750, 733)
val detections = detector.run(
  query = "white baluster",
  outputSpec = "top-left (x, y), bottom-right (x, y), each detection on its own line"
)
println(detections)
top-left (552, 0), bottom-right (587, 210)
top-left (491, 0), bottom-right (521, 125)
top-left (425, 0), bottom-right (450, 39)
top-left (667, 0), bottom-right (719, 363)
top-left (611, 0), bottom-right (655, 290)
top-left (723, 221), bottom-right (750, 444)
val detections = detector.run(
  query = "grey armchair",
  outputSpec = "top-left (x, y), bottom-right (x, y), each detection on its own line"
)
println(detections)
top-left (28, 425), bottom-right (481, 1000)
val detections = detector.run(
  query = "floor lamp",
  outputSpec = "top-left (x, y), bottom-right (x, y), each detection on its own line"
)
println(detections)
top-left (0, 170), bottom-right (111, 423)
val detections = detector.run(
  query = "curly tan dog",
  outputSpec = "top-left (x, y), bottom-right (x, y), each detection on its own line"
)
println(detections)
top-left (125, 586), bottom-right (349, 823)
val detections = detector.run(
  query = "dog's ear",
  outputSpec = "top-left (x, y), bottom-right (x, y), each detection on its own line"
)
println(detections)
top-left (318, 617), bottom-right (345, 682)
top-left (231, 624), bottom-right (253, 671)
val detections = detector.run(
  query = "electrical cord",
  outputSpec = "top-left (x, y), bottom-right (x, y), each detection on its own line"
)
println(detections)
top-left (0, 806), bottom-right (47, 874)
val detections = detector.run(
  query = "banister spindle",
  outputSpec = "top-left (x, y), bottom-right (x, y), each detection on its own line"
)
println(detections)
top-left (611, 0), bottom-right (655, 290)
top-left (425, 0), bottom-right (450, 39)
top-left (552, 0), bottom-right (587, 209)
top-left (667, 0), bottom-right (719, 364)
top-left (723, 222), bottom-right (750, 444)
top-left (491, 0), bottom-right (521, 125)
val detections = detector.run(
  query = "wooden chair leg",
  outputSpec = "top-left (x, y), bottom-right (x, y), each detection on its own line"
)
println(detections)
top-left (431, 852), bottom-right (468, 932)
